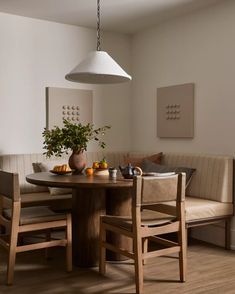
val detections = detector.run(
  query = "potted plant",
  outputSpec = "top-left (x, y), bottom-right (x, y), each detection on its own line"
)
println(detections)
top-left (42, 119), bottom-right (110, 173)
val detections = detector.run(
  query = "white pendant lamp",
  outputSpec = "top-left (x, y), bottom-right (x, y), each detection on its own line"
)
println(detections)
top-left (65, 0), bottom-right (132, 84)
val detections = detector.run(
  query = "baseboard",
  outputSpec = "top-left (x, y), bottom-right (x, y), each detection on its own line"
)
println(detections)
top-left (191, 224), bottom-right (235, 250)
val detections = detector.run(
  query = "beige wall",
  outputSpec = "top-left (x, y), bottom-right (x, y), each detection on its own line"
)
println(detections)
top-left (131, 0), bottom-right (235, 155)
top-left (0, 12), bottom-right (131, 154)
top-left (131, 0), bottom-right (235, 249)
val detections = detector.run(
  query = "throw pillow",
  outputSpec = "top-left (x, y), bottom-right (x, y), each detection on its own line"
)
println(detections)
top-left (124, 152), bottom-right (163, 167)
top-left (32, 161), bottom-right (72, 196)
top-left (141, 159), bottom-right (196, 187)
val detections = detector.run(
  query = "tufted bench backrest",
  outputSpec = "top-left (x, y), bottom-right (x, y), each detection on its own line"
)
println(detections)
top-left (0, 152), bottom-right (233, 203)
top-left (162, 153), bottom-right (233, 203)
top-left (0, 154), bottom-right (49, 194)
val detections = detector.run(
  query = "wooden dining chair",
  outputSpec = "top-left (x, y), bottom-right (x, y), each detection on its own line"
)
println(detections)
top-left (99, 173), bottom-right (186, 294)
top-left (0, 170), bottom-right (72, 285)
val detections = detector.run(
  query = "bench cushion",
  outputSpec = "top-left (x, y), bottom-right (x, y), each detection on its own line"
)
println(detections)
top-left (157, 196), bottom-right (233, 222)
top-left (21, 192), bottom-right (72, 204)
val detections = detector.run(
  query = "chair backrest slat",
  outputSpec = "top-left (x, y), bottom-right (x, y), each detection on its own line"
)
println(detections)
top-left (0, 171), bottom-right (20, 201)
top-left (134, 173), bottom-right (185, 206)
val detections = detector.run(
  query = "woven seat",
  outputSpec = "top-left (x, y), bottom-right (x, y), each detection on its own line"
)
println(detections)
top-left (102, 209), bottom-right (175, 231)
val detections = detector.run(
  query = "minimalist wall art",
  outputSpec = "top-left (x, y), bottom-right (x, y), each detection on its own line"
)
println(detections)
top-left (157, 83), bottom-right (194, 138)
top-left (46, 87), bottom-right (93, 129)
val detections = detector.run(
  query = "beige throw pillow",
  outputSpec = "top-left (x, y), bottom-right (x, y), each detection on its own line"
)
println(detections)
top-left (32, 161), bottom-right (72, 196)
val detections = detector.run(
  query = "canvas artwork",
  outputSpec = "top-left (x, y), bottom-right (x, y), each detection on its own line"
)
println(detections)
top-left (157, 83), bottom-right (194, 138)
top-left (46, 87), bottom-right (93, 129)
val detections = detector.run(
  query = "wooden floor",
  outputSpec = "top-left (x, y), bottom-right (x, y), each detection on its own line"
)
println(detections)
top-left (0, 239), bottom-right (234, 294)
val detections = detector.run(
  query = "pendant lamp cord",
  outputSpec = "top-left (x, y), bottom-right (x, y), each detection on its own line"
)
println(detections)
top-left (97, 0), bottom-right (101, 51)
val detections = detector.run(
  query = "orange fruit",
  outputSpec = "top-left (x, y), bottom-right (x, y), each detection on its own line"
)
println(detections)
top-left (85, 167), bottom-right (94, 176)
top-left (92, 161), bottom-right (100, 169)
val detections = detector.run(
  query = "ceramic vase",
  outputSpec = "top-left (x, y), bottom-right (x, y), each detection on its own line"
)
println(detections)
top-left (68, 150), bottom-right (86, 173)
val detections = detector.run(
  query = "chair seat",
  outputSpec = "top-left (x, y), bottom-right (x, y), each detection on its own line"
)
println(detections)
top-left (102, 209), bottom-right (175, 231)
top-left (3, 206), bottom-right (67, 225)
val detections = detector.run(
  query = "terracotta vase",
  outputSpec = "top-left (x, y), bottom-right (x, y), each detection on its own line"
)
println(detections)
top-left (68, 150), bottom-right (86, 173)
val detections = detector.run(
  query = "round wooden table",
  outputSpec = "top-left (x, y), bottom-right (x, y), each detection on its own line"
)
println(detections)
top-left (26, 172), bottom-right (133, 267)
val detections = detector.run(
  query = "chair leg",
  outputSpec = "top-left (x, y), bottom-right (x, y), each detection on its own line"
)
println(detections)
top-left (7, 201), bottom-right (21, 286)
top-left (134, 235), bottom-right (144, 294)
top-left (185, 227), bottom-right (188, 246)
top-left (142, 237), bottom-right (148, 265)
top-left (7, 231), bottom-right (18, 285)
top-left (178, 227), bottom-right (187, 282)
top-left (225, 218), bottom-right (231, 250)
top-left (66, 214), bottom-right (72, 272)
top-left (99, 220), bottom-right (106, 275)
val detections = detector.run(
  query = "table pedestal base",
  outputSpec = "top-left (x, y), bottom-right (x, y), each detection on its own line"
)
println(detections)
top-left (106, 188), bottom-right (132, 261)
top-left (72, 187), bottom-right (132, 267)
top-left (72, 188), bottom-right (105, 267)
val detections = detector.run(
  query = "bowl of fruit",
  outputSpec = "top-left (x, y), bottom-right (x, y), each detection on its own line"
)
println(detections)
top-left (50, 164), bottom-right (72, 175)
top-left (92, 158), bottom-right (109, 176)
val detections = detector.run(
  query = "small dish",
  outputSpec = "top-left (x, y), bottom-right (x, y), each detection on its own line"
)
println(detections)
top-left (142, 172), bottom-right (175, 177)
top-left (50, 170), bottom-right (72, 175)
top-left (94, 168), bottom-right (109, 176)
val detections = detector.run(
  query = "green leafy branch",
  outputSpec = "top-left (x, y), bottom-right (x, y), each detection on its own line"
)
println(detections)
top-left (43, 120), bottom-right (110, 157)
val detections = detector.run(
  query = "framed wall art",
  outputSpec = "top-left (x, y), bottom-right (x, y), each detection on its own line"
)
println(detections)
top-left (46, 87), bottom-right (93, 129)
top-left (157, 83), bottom-right (194, 138)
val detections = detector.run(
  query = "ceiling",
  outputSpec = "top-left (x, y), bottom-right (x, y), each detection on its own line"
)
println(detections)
top-left (0, 0), bottom-right (222, 34)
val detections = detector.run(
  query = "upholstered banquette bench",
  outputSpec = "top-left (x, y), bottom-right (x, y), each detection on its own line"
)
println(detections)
top-left (0, 152), bottom-right (234, 248)
top-left (133, 152), bottom-right (234, 249)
